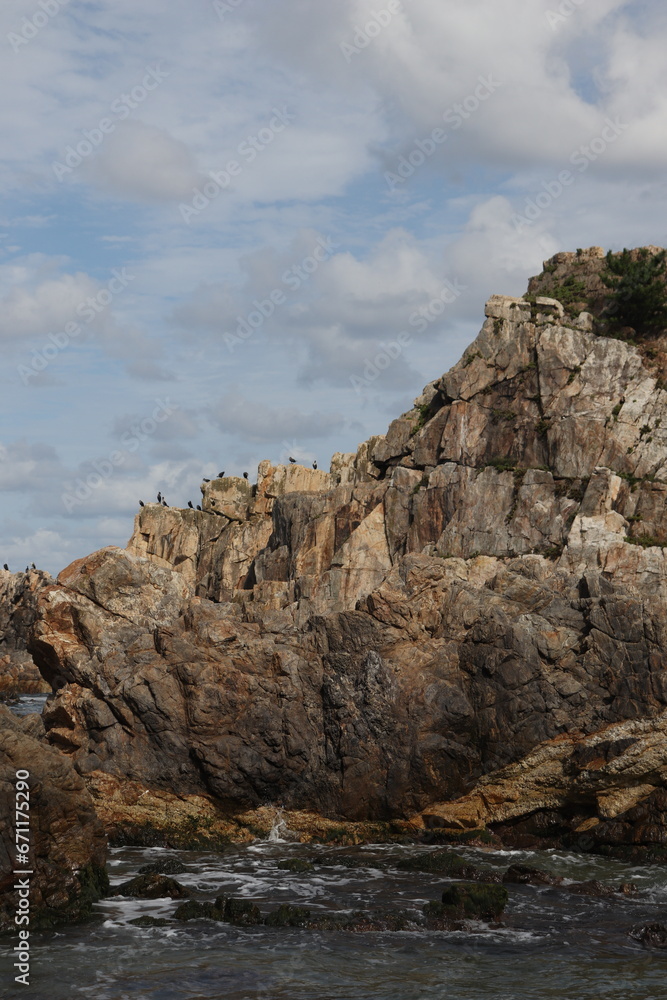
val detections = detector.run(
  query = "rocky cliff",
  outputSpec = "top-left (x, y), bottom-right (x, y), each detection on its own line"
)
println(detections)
top-left (17, 247), bottom-right (667, 850)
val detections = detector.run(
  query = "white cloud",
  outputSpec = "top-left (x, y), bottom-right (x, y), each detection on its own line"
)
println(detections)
top-left (84, 120), bottom-right (201, 201)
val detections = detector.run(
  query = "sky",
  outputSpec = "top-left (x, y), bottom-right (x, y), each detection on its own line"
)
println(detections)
top-left (1, 0), bottom-right (667, 575)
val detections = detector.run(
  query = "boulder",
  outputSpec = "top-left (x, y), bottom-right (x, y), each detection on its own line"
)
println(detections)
top-left (0, 704), bottom-right (107, 932)
top-left (111, 873), bottom-right (189, 899)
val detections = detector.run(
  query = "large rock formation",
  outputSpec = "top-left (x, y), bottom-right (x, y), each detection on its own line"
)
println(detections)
top-left (0, 705), bottom-right (108, 931)
top-left (0, 569), bottom-right (51, 695)
top-left (23, 248), bottom-right (667, 846)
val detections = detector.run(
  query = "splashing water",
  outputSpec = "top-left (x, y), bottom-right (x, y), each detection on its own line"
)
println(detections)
top-left (267, 808), bottom-right (290, 842)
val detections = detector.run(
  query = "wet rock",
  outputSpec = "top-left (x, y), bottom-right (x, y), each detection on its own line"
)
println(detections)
top-left (264, 904), bottom-right (311, 928)
top-left (112, 873), bottom-right (189, 900)
top-left (437, 882), bottom-right (508, 921)
top-left (173, 900), bottom-right (224, 922)
top-left (138, 859), bottom-right (188, 875)
top-left (565, 879), bottom-right (623, 899)
top-left (502, 864), bottom-right (563, 886)
top-left (396, 851), bottom-right (482, 879)
top-left (423, 881), bottom-right (509, 927)
top-left (311, 855), bottom-right (367, 869)
top-left (215, 896), bottom-right (263, 926)
top-left (129, 916), bottom-right (173, 927)
top-left (629, 923), bottom-right (667, 949)
top-left (277, 859), bottom-right (314, 873)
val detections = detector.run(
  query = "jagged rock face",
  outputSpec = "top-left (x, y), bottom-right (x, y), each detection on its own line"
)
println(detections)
top-left (417, 709), bottom-right (667, 856)
top-left (0, 569), bottom-right (51, 694)
top-left (27, 543), bottom-right (667, 820)
top-left (24, 251), bottom-right (667, 834)
top-left (0, 705), bottom-right (107, 931)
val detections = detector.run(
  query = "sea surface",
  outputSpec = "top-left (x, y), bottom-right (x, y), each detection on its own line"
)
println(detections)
top-left (2, 698), bottom-right (667, 1000)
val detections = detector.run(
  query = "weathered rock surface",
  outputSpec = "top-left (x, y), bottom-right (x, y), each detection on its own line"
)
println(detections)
top-left (417, 710), bottom-right (667, 855)
top-left (0, 704), bottom-right (107, 932)
top-left (20, 247), bottom-right (667, 849)
top-left (0, 569), bottom-right (51, 694)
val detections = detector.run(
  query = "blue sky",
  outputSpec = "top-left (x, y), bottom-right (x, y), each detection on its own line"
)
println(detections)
top-left (1, 0), bottom-right (667, 575)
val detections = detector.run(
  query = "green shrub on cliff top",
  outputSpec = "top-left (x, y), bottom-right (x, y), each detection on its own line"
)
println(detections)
top-left (602, 248), bottom-right (667, 337)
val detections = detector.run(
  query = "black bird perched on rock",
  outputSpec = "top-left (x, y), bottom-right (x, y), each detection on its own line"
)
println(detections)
top-left (31, 563), bottom-right (36, 570)
top-left (3, 564), bottom-right (8, 571)
top-left (203, 478), bottom-right (211, 483)
top-left (312, 460), bottom-right (318, 470)
top-left (157, 492), bottom-right (162, 503)
top-left (218, 471), bottom-right (225, 479)
top-left (25, 566), bottom-right (29, 573)
top-left (139, 500), bottom-right (145, 507)
top-left (162, 500), bottom-right (168, 507)
top-left (188, 501), bottom-right (194, 509)
top-left (196, 505), bottom-right (202, 511)
top-left (289, 457), bottom-right (296, 464)
top-left (243, 471), bottom-right (249, 480)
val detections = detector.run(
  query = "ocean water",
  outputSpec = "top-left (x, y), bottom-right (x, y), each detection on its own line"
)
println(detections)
top-left (2, 838), bottom-right (666, 1000)
top-left (3, 697), bottom-right (667, 999)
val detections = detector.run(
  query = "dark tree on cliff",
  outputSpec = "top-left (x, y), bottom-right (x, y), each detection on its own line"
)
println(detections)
top-left (602, 247), bottom-right (667, 336)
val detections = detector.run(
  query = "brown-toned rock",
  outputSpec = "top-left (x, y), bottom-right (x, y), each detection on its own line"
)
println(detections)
top-left (0, 704), bottom-right (107, 932)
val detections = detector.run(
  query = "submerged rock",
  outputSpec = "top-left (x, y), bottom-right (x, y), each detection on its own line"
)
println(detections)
top-left (112, 873), bottom-right (189, 900)
top-left (264, 904), bottom-right (311, 928)
top-left (138, 859), bottom-right (188, 875)
top-left (629, 923), bottom-right (667, 949)
top-left (277, 858), bottom-right (314, 873)
top-left (215, 896), bottom-right (263, 926)
top-left (396, 851), bottom-right (485, 880)
top-left (436, 882), bottom-right (508, 922)
top-left (502, 864), bottom-right (563, 886)
top-left (129, 915), bottom-right (173, 927)
top-left (174, 900), bottom-right (224, 922)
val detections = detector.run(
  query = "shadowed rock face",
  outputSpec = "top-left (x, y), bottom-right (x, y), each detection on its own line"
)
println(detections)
top-left (21, 248), bottom-right (667, 839)
top-left (0, 705), bottom-right (107, 932)
top-left (0, 569), bottom-right (52, 694)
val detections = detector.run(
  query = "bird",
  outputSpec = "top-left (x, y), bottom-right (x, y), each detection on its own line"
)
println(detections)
top-left (188, 501), bottom-right (194, 509)
top-left (162, 500), bottom-right (168, 507)
top-left (243, 471), bottom-right (249, 480)
top-left (157, 492), bottom-right (162, 503)
top-left (25, 566), bottom-right (29, 573)
top-left (289, 457), bottom-right (296, 464)
top-left (31, 563), bottom-right (36, 570)
top-left (312, 460), bottom-right (318, 470)
top-left (218, 471), bottom-right (225, 479)
top-left (139, 500), bottom-right (145, 507)
top-left (196, 505), bottom-right (202, 511)
top-left (3, 564), bottom-right (8, 571)
top-left (203, 478), bottom-right (211, 483)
